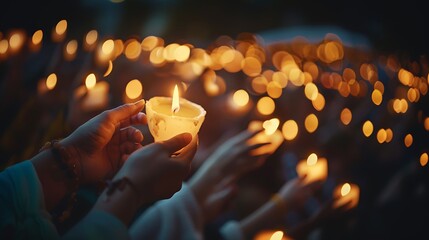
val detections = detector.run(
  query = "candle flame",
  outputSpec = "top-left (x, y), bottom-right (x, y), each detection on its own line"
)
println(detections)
top-left (263, 118), bottom-right (280, 135)
top-left (307, 153), bottom-right (318, 166)
top-left (85, 73), bottom-right (96, 90)
top-left (172, 84), bottom-right (180, 113)
top-left (341, 183), bottom-right (351, 196)
top-left (270, 231), bottom-right (284, 240)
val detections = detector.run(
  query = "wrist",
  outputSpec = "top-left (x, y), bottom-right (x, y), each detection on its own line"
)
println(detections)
top-left (94, 177), bottom-right (141, 226)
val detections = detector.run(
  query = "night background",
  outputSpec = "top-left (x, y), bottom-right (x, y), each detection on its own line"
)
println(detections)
top-left (1, 0), bottom-right (429, 239)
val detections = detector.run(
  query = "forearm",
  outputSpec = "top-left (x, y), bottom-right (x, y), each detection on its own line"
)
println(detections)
top-left (30, 148), bottom-right (74, 211)
top-left (239, 200), bottom-right (286, 238)
top-left (92, 178), bottom-right (141, 226)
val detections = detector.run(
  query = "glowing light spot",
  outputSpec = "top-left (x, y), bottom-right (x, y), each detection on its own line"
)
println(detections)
top-left (102, 39), bottom-right (115, 55)
top-left (304, 83), bottom-right (319, 100)
top-left (9, 32), bottom-right (24, 50)
top-left (424, 117), bottom-right (429, 131)
top-left (398, 68), bottom-right (414, 86)
top-left (149, 46), bottom-right (165, 65)
top-left (32, 30), bottom-right (43, 45)
top-left (242, 57), bottom-right (262, 77)
top-left (307, 153), bottom-right (318, 165)
top-left (251, 76), bottom-right (268, 94)
top-left (362, 120), bottom-right (373, 137)
top-left (141, 36), bottom-right (162, 51)
top-left (341, 183), bottom-right (351, 196)
top-left (65, 40), bottom-right (78, 55)
top-left (404, 134), bottom-right (413, 147)
top-left (304, 114), bottom-right (318, 133)
top-left (267, 81), bottom-right (283, 99)
top-left (340, 108), bottom-right (352, 125)
top-left (257, 97), bottom-right (275, 115)
top-left (124, 40), bottom-right (142, 60)
top-left (371, 89), bottom-right (383, 105)
top-left (272, 71), bottom-right (288, 88)
top-left (420, 153), bottom-right (428, 167)
top-left (164, 43), bottom-right (180, 61)
top-left (104, 60), bottom-right (113, 77)
top-left (55, 20), bottom-right (67, 35)
top-left (0, 39), bottom-right (8, 54)
top-left (85, 30), bottom-right (98, 46)
top-left (263, 118), bottom-right (280, 135)
top-left (385, 128), bottom-right (393, 143)
top-left (269, 231), bottom-right (284, 240)
top-left (85, 73), bottom-right (96, 90)
top-left (312, 93), bottom-right (325, 111)
top-left (377, 129), bottom-right (387, 143)
top-left (174, 45), bottom-right (191, 62)
top-left (289, 68), bottom-right (304, 86)
top-left (125, 79), bottom-right (143, 100)
top-left (46, 73), bottom-right (57, 90)
top-left (232, 89), bottom-right (249, 107)
top-left (282, 120), bottom-right (298, 141)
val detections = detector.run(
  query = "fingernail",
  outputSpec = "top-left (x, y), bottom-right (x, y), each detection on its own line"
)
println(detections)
top-left (134, 99), bottom-right (145, 106)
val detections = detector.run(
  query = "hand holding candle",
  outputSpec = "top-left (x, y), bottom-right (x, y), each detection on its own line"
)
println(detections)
top-left (247, 118), bottom-right (284, 156)
top-left (296, 153), bottom-right (328, 183)
top-left (146, 84), bottom-right (206, 142)
top-left (333, 183), bottom-right (360, 209)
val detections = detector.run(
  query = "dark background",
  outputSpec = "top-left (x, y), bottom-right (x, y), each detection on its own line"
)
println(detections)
top-left (1, 0), bottom-right (428, 56)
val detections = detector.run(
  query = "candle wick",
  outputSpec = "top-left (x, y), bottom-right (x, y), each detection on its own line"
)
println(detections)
top-left (173, 107), bottom-right (179, 114)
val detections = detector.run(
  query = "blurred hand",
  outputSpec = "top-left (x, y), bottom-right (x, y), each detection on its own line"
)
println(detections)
top-left (188, 129), bottom-right (269, 221)
top-left (61, 100), bottom-right (147, 184)
top-left (114, 133), bottom-right (197, 204)
top-left (278, 175), bottom-right (323, 209)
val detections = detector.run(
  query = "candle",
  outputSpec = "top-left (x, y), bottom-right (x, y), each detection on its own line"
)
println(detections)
top-left (247, 118), bottom-right (284, 156)
top-left (146, 84), bottom-right (206, 142)
top-left (296, 153), bottom-right (328, 183)
top-left (254, 230), bottom-right (292, 240)
top-left (74, 73), bottom-right (109, 112)
top-left (333, 183), bottom-right (360, 209)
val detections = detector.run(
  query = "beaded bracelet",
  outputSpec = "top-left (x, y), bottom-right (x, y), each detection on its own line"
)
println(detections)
top-left (39, 140), bottom-right (81, 222)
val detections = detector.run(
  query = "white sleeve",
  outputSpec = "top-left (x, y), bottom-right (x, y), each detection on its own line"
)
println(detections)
top-left (129, 183), bottom-right (204, 240)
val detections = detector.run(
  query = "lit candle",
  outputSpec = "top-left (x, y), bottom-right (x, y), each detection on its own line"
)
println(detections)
top-left (146, 84), bottom-right (206, 142)
top-left (333, 183), bottom-right (360, 209)
top-left (247, 118), bottom-right (284, 156)
top-left (254, 230), bottom-right (292, 240)
top-left (296, 153), bottom-right (328, 183)
top-left (74, 73), bottom-right (109, 112)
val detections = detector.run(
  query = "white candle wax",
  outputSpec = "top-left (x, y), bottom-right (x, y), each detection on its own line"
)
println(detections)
top-left (146, 96), bottom-right (206, 142)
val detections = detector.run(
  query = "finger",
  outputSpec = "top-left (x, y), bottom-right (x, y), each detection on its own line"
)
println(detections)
top-left (120, 142), bottom-right (142, 155)
top-left (174, 135), bottom-right (198, 164)
top-left (120, 127), bottom-right (144, 143)
top-left (120, 112), bottom-right (147, 129)
top-left (158, 133), bottom-right (193, 155)
top-left (230, 128), bottom-right (264, 146)
top-left (104, 99), bottom-right (145, 126)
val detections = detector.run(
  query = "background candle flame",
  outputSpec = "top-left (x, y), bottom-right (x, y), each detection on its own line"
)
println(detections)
top-left (263, 118), bottom-right (280, 135)
top-left (85, 73), bottom-right (96, 90)
top-left (341, 183), bottom-right (351, 196)
top-left (172, 84), bottom-right (180, 113)
top-left (307, 153), bottom-right (318, 166)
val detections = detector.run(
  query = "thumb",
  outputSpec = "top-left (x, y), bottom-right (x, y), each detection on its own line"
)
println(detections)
top-left (160, 133), bottom-right (193, 155)
top-left (105, 99), bottom-right (145, 125)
